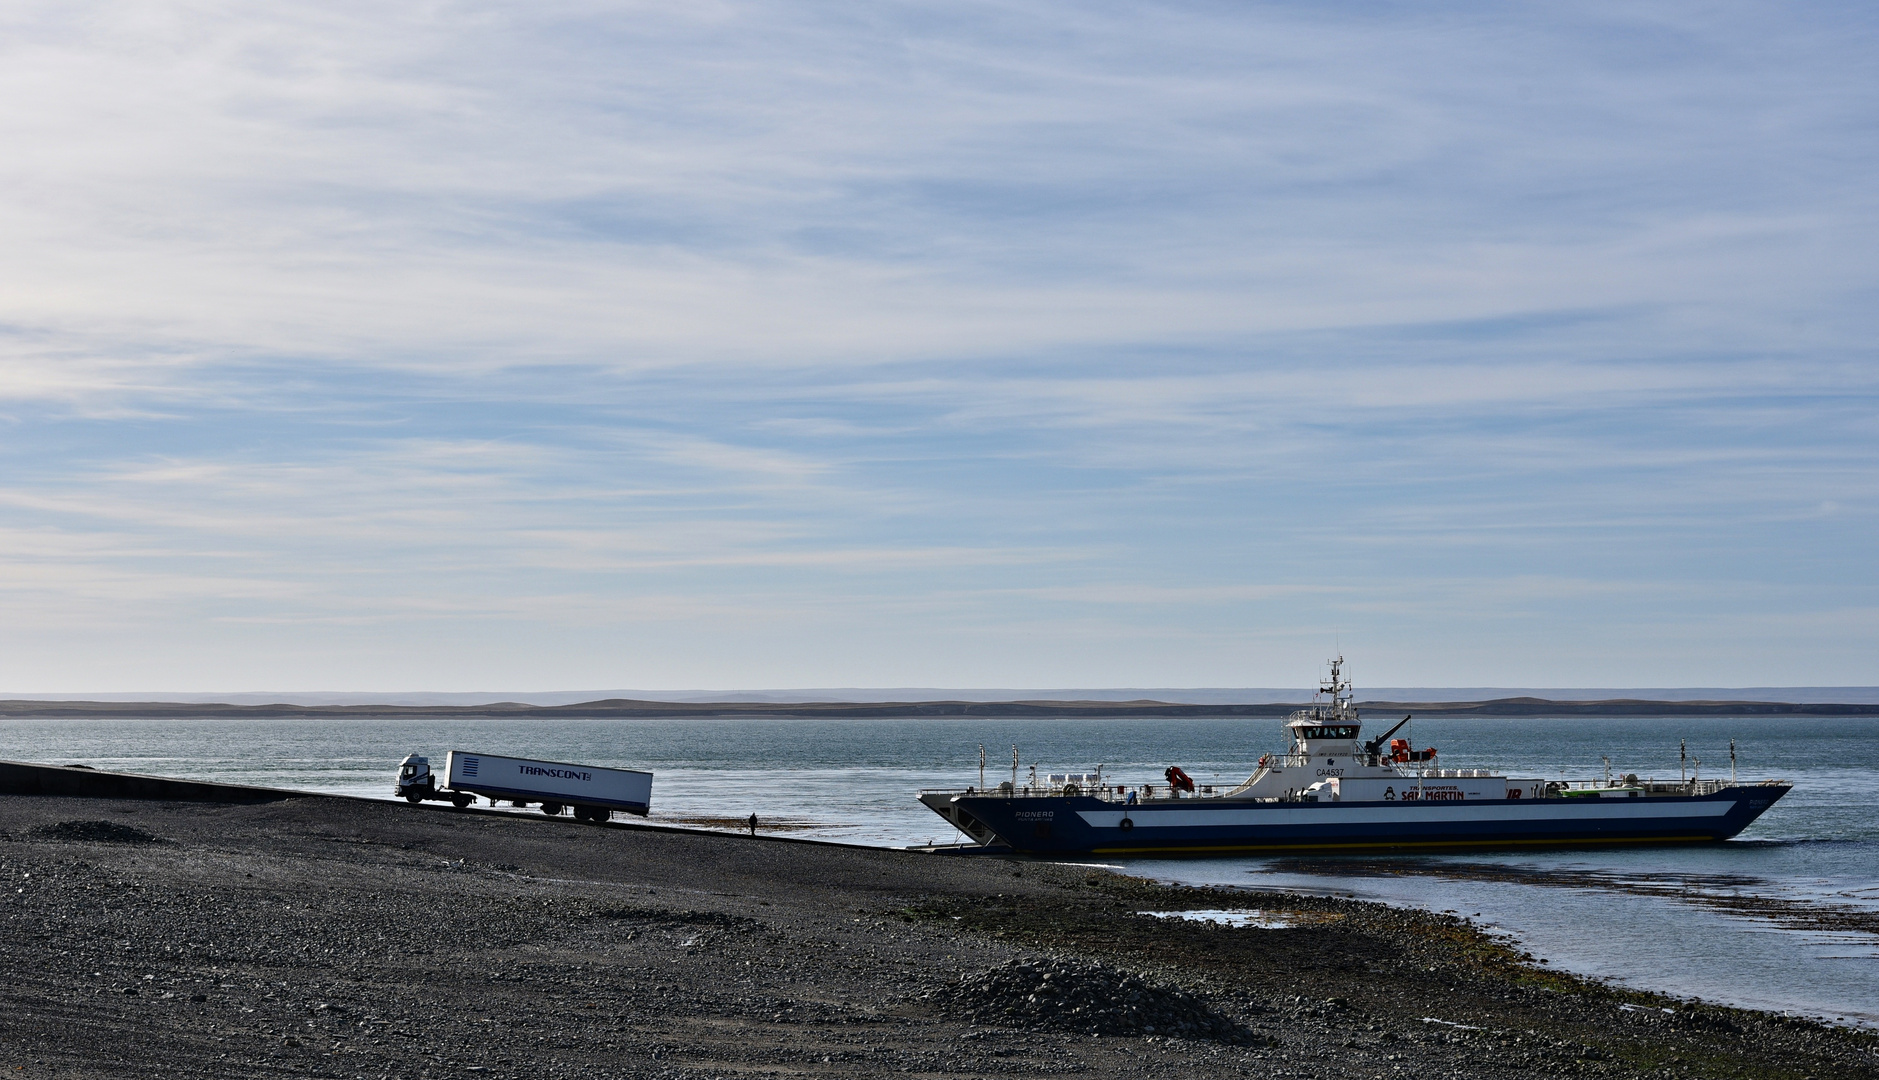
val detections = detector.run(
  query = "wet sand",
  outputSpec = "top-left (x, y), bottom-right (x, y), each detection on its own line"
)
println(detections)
top-left (1, 793), bottom-right (1876, 1079)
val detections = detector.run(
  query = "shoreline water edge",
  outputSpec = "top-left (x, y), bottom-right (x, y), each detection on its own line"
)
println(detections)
top-left (1, 764), bottom-right (1877, 1078)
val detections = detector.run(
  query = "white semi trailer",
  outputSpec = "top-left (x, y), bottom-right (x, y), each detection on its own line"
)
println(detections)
top-left (395, 751), bottom-right (653, 821)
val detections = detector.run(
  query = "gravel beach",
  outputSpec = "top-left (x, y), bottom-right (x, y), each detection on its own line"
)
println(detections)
top-left (1, 792), bottom-right (1875, 1079)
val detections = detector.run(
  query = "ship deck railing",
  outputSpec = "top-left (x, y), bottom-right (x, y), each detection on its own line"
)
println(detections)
top-left (923, 775), bottom-right (1785, 802)
top-left (1557, 778), bottom-right (1780, 797)
top-left (921, 784), bottom-right (1218, 801)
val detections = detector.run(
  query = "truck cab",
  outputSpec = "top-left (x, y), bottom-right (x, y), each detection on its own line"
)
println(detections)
top-left (396, 755), bottom-right (436, 802)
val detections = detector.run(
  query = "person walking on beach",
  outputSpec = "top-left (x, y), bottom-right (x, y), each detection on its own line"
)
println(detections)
top-left (747, 812), bottom-right (758, 837)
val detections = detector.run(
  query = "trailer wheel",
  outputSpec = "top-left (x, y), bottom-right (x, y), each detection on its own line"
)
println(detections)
top-left (450, 793), bottom-right (472, 808)
top-left (540, 803), bottom-right (562, 816)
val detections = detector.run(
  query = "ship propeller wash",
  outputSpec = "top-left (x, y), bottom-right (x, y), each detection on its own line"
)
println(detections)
top-left (917, 658), bottom-right (1790, 856)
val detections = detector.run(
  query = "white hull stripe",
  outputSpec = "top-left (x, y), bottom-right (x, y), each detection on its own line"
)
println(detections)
top-left (1074, 800), bottom-right (1733, 830)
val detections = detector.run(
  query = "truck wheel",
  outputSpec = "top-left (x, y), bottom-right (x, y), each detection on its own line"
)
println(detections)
top-left (404, 794), bottom-right (422, 804)
top-left (540, 803), bottom-right (562, 816)
top-left (450, 793), bottom-right (472, 808)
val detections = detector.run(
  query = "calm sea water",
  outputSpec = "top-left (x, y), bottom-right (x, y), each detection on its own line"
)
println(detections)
top-left (3, 713), bottom-right (1875, 1025)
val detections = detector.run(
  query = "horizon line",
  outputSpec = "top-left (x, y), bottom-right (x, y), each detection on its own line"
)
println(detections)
top-left (7, 685), bottom-right (1879, 707)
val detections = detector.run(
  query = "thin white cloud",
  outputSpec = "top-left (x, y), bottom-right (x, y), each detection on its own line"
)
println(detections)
top-left (1, 0), bottom-right (1871, 382)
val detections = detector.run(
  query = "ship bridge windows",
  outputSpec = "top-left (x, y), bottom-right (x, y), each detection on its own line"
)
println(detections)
top-left (1294, 725), bottom-right (1360, 740)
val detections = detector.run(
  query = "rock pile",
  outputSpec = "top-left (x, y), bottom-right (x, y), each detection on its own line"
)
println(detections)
top-left (924, 957), bottom-right (1252, 1043)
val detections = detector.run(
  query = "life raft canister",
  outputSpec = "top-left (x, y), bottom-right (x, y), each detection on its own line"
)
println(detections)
top-left (1164, 765), bottom-right (1196, 793)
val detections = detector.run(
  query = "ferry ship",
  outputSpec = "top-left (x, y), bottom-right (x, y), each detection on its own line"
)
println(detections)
top-left (917, 658), bottom-right (1790, 856)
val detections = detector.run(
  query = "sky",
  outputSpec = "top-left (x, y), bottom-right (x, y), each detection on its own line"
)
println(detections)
top-left (1, 0), bottom-right (1875, 693)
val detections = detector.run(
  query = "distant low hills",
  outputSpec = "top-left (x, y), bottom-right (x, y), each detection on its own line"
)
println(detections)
top-left (9, 685), bottom-right (1879, 706)
top-left (0, 696), bottom-right (1874, 718)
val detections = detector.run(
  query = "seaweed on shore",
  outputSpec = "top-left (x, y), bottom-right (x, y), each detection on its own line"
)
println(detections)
top-left (1263, 856), bottom-right (1879, 938)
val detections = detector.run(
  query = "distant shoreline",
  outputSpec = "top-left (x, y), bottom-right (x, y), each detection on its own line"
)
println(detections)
top-left (2, 696), bottom-right (1876, 719)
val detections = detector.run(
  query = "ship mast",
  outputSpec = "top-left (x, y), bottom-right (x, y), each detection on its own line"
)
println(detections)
top-left (1321, 654), bottom-right (1356, 723)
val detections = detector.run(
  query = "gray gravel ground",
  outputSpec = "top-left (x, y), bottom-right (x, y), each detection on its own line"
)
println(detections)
top-left (0, 793), bottom-right (1874, 1080)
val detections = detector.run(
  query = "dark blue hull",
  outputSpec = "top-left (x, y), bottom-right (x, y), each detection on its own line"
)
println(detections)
top-left (942, 785), bottom-right (1790, 856)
